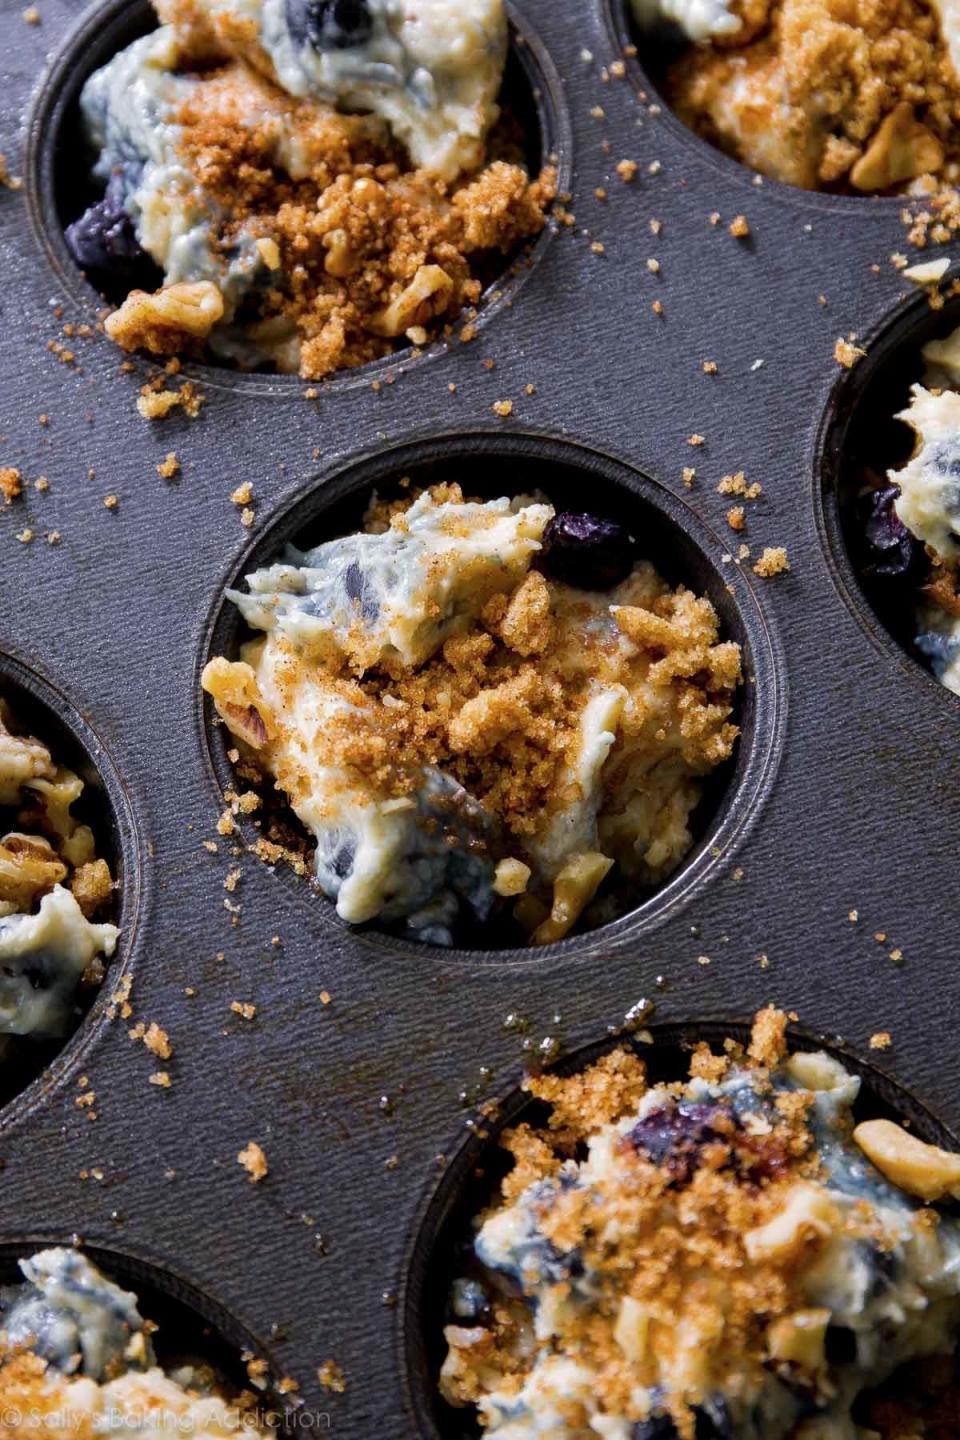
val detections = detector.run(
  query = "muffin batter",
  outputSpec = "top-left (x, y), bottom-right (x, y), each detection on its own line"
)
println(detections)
top-left (0, 703), bottom-right (117, 1056)
top-left (202, 485), bottom-right (742, 946)
top-left (67, 0), bottom-right (555, 377)
top-left (634, 0), bottom-right (960, 193)
top-left (442, 1008), bottom-right (960, 1438)
top-left (0, 1248), bottom-right (271, 1437)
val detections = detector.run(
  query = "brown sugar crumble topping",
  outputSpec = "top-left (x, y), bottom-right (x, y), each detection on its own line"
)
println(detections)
top-left (69, 2), bottom-right (555, 380)
top-left (203, 483), bottom-right (742, 946)
top-left (0, 700), bottom-right (118, 1077)
top-left (441, 1008), bottom-right (960, 1439)
top-left (646, 0), bottom-right (960, 197)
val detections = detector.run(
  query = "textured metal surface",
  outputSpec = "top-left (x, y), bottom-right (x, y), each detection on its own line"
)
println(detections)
top-left (0, 0), bottom-right (959, 1431)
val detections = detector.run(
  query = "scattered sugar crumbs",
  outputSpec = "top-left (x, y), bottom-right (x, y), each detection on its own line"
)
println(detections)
top-left (717, 471), bottom-right (762, 501)
top-left (156, 451), bottom-right (180, 479)
top-left (0, 467), bottom-right (22, 504)
top-left (238, 1140), bottom-right (268, 1183)
top-left (109, 971), bottom-right (134, 1021)
top-left (75, 1080), bottom-right (97, 1123)
top-left (137, 370), bottom-right (205, 420)
top-left (317, 1361), bottom-right (347, 1394)
top-left (0, 153), bottom-right (22, 189)
top-left (230, 1000), bottom-right (257, 1020)
top-left (129, 1020), bottom-right (173, 1061)
top-left (870, 1031), bottom-right (893, 1050)
top-left (753, 546), bottom-right (790, 578)
top-left (834, 336), bottom-right (866, 368)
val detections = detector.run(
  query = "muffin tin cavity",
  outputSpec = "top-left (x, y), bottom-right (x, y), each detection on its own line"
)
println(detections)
top-left (0, 1239), bottom-right (287, 1425)
top-left (607, 0), bottom-right (911, 205)
top-left (26, 0), bottom-right (569, 392)
top-left (403, 1019), bottom-right (960, 1440)
top-left (0, 657), bottom-right (136, 1117)
top-left (820, 289), bottom-right (960, 699)
top-left (201, 431), bottom-right (782, 958)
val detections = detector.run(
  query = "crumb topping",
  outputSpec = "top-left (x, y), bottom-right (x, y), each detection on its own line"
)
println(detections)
top-left (204, 485), bottom-right (742, 941)
top-left (667, 0), bottom-right (960, 194)
top-left (442, 1009), bottom-right (960, 1438)
top-left (98, 31), bottom-right (554, 379)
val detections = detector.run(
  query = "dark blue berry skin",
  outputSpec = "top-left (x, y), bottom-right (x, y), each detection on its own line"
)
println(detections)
top-left (286, 0), bottom-right (373, 50)
top-left (627, 1101), bottom-right (736, 1186)
top-left (632, 1401), bottom-right (732, 1439)
top-left (64, 171), bottom-right (151, 287)
top-left (539, 512), bottom-right (635, 591)
top-left (632, 1418), bottom-right (678, 1440)
top-left (627, 1099), bottom-right (790, 1188)
top-left (858, 485), bottom-right (924, 583)
top-left (824, 1324), bottom-right (858, 1366)
top-left (449, 1277), bottom-right (492, 1327)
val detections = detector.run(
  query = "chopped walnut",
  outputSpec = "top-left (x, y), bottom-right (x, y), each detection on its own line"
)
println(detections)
top-left (107, 281), bottom-right (225, 356)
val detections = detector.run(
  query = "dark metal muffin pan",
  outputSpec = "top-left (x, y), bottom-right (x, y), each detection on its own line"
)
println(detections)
top-left (1, 0), bottom-right (960, 1430)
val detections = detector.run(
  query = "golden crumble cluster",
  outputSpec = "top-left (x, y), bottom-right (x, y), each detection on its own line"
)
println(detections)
top-left (665, 0), bottom-right (960, 194)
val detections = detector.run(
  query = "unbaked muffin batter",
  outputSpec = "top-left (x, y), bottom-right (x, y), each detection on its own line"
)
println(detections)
top-left (0, 703), bottom-right (117, 1056)
top-left (0, 1249), bottom-right (271, 1437)
top-left (858, 319), bottom-right (960, 694)
top-left (67, 0), bottom-right (555, 377)
top-left (203, 485), bottom-right (742, 946)
top-left (442, 1008), bottom-right (960, 1438)
top-left (634, 0), bottom-right (960, 193)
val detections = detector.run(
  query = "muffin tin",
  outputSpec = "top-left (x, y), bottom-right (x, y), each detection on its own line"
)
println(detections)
top-left (2, 0), bottom-right (960, 1432)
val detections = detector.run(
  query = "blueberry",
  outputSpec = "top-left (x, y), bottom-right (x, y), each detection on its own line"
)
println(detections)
top-left (627, 1101), bottom-right (737, 1187)
top-left (342, 559), bottom-right (379, 623)
top-left (450, 1278), bottom-right (492, 1326)
top-left (286, 0), bottom-right (373, 50)
top-left (632, 1405), bottom-right (730, 1440)
top-left (539, 512), bottom-right (635, 591)
top-left (934, 442), bottom-right (960, 480)
top-left (632, 1418), bottom-right (678, 1439)
top-left (64, 170), bottom-right (150, 286)
top-left (694, 1398), bottom-right (733, 1439)
top-left (824, 1324), bottom-right (858, 1366)
top-left (858, 484), bottom-right (924, 584)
